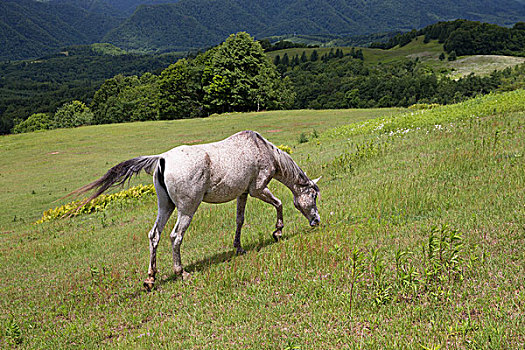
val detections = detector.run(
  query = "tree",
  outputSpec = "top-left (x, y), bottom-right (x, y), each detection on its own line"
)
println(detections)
top-left (120, 73), bottom-right (160, 122)
top-left (54, 101), bottom-right (93, 128)
top-left (91, 73), bottom-right (160, 123)
top-left (310, 50), bottom-right (319, 61)
top-left (282, 53), bottom-right (289, 66)
top-left (91, 74), bottom-right (137, 124)
top-left (300, 51), bottom-right (308, 63)
top-left (202, 32), bottom-right (293, 113)
top-left (158, 59), bottom-right (204, 119)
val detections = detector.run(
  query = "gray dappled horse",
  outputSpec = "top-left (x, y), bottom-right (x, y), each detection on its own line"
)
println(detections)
top-left (73, 130), bottom-right (320, 291)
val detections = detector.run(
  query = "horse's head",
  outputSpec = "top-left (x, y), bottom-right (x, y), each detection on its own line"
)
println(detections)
top-left (293, 177), bottom-right (321, 227)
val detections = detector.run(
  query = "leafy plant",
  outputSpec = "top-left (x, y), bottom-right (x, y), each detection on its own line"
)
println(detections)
top-left (298, 132), bottom-right (309, 143)
top-left (423, 225), bottom-right (465, 288)
top-left (4, 317), bottom-right (22, 345)
top-left (36, 184), bottom-right (155, 224)
top-left (277, 144), bottom-right (293, 154)
top-left (348, 248), bottom-right (365, 315)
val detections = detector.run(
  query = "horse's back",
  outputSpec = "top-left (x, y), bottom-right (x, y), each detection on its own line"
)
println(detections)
top-left (160, 131), bottom-right (276, 204)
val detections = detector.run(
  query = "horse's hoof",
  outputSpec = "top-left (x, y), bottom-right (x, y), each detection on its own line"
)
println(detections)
top-left (272, 229), bottom-right (282, 242)
top-left (236, 247), bottom-right (246, 255)
top-left (143, 277), bottom-right (155, 292)
top-left (182, 271), bottom-right (191, 281)
top-left (174, 266), bottom-right (191, 280)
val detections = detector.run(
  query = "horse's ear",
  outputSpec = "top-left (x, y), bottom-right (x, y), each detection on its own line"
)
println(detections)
top-left (312, 176), bottom-right (322, 184)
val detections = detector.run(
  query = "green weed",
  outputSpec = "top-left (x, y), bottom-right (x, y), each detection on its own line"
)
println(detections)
top-left (4, 317), bottom-right (23, 345)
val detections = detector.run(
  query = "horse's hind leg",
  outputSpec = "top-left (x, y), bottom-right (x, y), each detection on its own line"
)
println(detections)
top-left (170, 209), bottom-right (197, 279)
top-left (234, 193), bottom-right (248, 255)
top-left (251, 187), bottom-right (284, 242)
top-left (144, 182), bottom-right (175, 291)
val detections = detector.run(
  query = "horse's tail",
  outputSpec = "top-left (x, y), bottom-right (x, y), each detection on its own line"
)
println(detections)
top-left (69, 155), bottom-right (161, 209)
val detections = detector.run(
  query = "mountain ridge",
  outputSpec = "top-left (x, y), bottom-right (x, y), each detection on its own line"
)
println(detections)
top-left (104, 0), bottom-right (525, 53)
top-left (1, 0), bottom-right (525, 60)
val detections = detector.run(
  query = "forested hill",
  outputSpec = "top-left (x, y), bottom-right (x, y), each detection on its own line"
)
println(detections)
top-left (2, 0), bottom-right (525, 60)
top-left (104, 0), bottom-right (525, 53)
top-left (0, 0), bottom-right (121, 61)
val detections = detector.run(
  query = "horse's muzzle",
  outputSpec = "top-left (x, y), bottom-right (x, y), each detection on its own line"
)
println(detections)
top-left (309, 216), bottom-right (320, 227)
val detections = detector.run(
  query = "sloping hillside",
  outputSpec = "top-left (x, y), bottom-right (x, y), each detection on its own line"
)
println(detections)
top-left (104, 0), bottom-right (525, 52)
top-left (0, 0), bottom-right (121, 60)
top-left (0, 91), bottom-right (523, 347)
top-left (2, 0), bottom-right (524, 59)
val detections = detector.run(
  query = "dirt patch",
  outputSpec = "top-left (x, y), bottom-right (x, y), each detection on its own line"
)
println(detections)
top-left (185, 139), bottom-right (203, 144)
top-left (267, 129), bottom-right (283, 133)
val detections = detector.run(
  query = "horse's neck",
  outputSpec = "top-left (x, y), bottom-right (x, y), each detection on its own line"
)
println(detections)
top-left (273, 153), bottom-right (303, 194)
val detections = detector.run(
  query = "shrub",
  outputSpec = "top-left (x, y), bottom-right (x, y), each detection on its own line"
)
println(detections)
top-left (12, 113), bottom-right (53, 133)
top-left (54, 100), bottom-right (93, 129)
top-left (298, 132), bottom-right (309, 143)
top-left (37, 184), bottom-right (155, 224)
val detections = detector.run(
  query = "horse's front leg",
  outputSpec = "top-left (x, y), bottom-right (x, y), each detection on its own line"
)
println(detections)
top-left (234, 193), bottom-right (248, 255)
top-left (251, 187), bottom-right (284, 242)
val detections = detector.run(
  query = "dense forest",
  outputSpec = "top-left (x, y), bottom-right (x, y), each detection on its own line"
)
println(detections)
top-left (0, 45), bottom-right (183, 134)
top-left (3, 0), bottom-right (525, 60)
top-left (104, 0), bottom-right (525, 53)
top-left (281, 52), bottom-right (524, 109)
top-left (371, 20), bottom-right (525, 57)
top-left (0, 0), bottom-right (122, 60)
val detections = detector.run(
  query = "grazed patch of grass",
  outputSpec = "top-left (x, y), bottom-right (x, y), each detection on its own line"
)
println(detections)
top-left (0, 91), bottom-right (524, 348)
top-left (448, 55), bottom-right (525, 78)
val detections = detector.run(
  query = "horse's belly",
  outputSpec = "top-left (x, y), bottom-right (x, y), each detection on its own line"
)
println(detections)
top-left (202, 181), bottom-right (248, 203)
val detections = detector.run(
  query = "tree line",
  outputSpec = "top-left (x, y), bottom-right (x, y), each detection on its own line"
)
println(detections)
top-left (371, 20), bottom-right (525, 57)
top-left (285, 56), bottom-right (523, 110)
top-left (9, 28), bottom-right (525, 134)
top-left (12, 32), bottom-right (294, 133)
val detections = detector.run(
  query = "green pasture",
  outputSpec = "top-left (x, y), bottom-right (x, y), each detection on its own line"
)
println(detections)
top-left (0, 108), bottom-right (400, 229)
top-left (267, 36), bottom-right (524, 77)
top-left (1, 91), bottom-right (524, 348)
top-left (265, 37), bottom-right (444, 65)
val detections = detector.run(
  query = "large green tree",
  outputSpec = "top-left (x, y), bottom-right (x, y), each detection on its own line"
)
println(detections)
top-left (158, 59), bottom-right (205, 120)
top-left (202, 32), bottom-right (294, 113)
top-left (91, 74), bottom-right (159, 124)
top-left (54, 101), bottom-right (93, 128)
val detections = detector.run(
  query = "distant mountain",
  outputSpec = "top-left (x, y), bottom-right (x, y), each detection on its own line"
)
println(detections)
top-left (0, 0), bottom-right (121, 60)
top-left (104, 0), bottom-right (525, 53)
top-left (102, 0), bottom-right (181, 14)
top-left (1, 0), bottom-right (525, 60)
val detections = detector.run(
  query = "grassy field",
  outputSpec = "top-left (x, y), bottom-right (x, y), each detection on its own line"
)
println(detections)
top-left (0, 108), bottom-right (401, 229)
top-left (266, 36), bottom-right (525, 77)
top-left (0, 90), bottom-right (524, 348)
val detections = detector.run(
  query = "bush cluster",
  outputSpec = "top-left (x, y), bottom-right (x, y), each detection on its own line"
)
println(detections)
top-left (37, 184), bottom-right (155, 224)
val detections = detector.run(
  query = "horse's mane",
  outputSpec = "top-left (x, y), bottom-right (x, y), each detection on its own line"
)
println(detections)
top-left (243, 130), bottom-right (314, 188)
top-left (272, 147), bottom-right (311, 186)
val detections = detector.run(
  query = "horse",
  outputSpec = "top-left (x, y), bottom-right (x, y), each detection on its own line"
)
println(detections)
top-left (72, 130), bottom-right (321, 291)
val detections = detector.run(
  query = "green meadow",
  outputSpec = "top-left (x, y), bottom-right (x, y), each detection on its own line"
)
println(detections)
top-left (1, 90), bottom-right (524, 348)
top-left (267, 37), bottom-right (525, 78)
